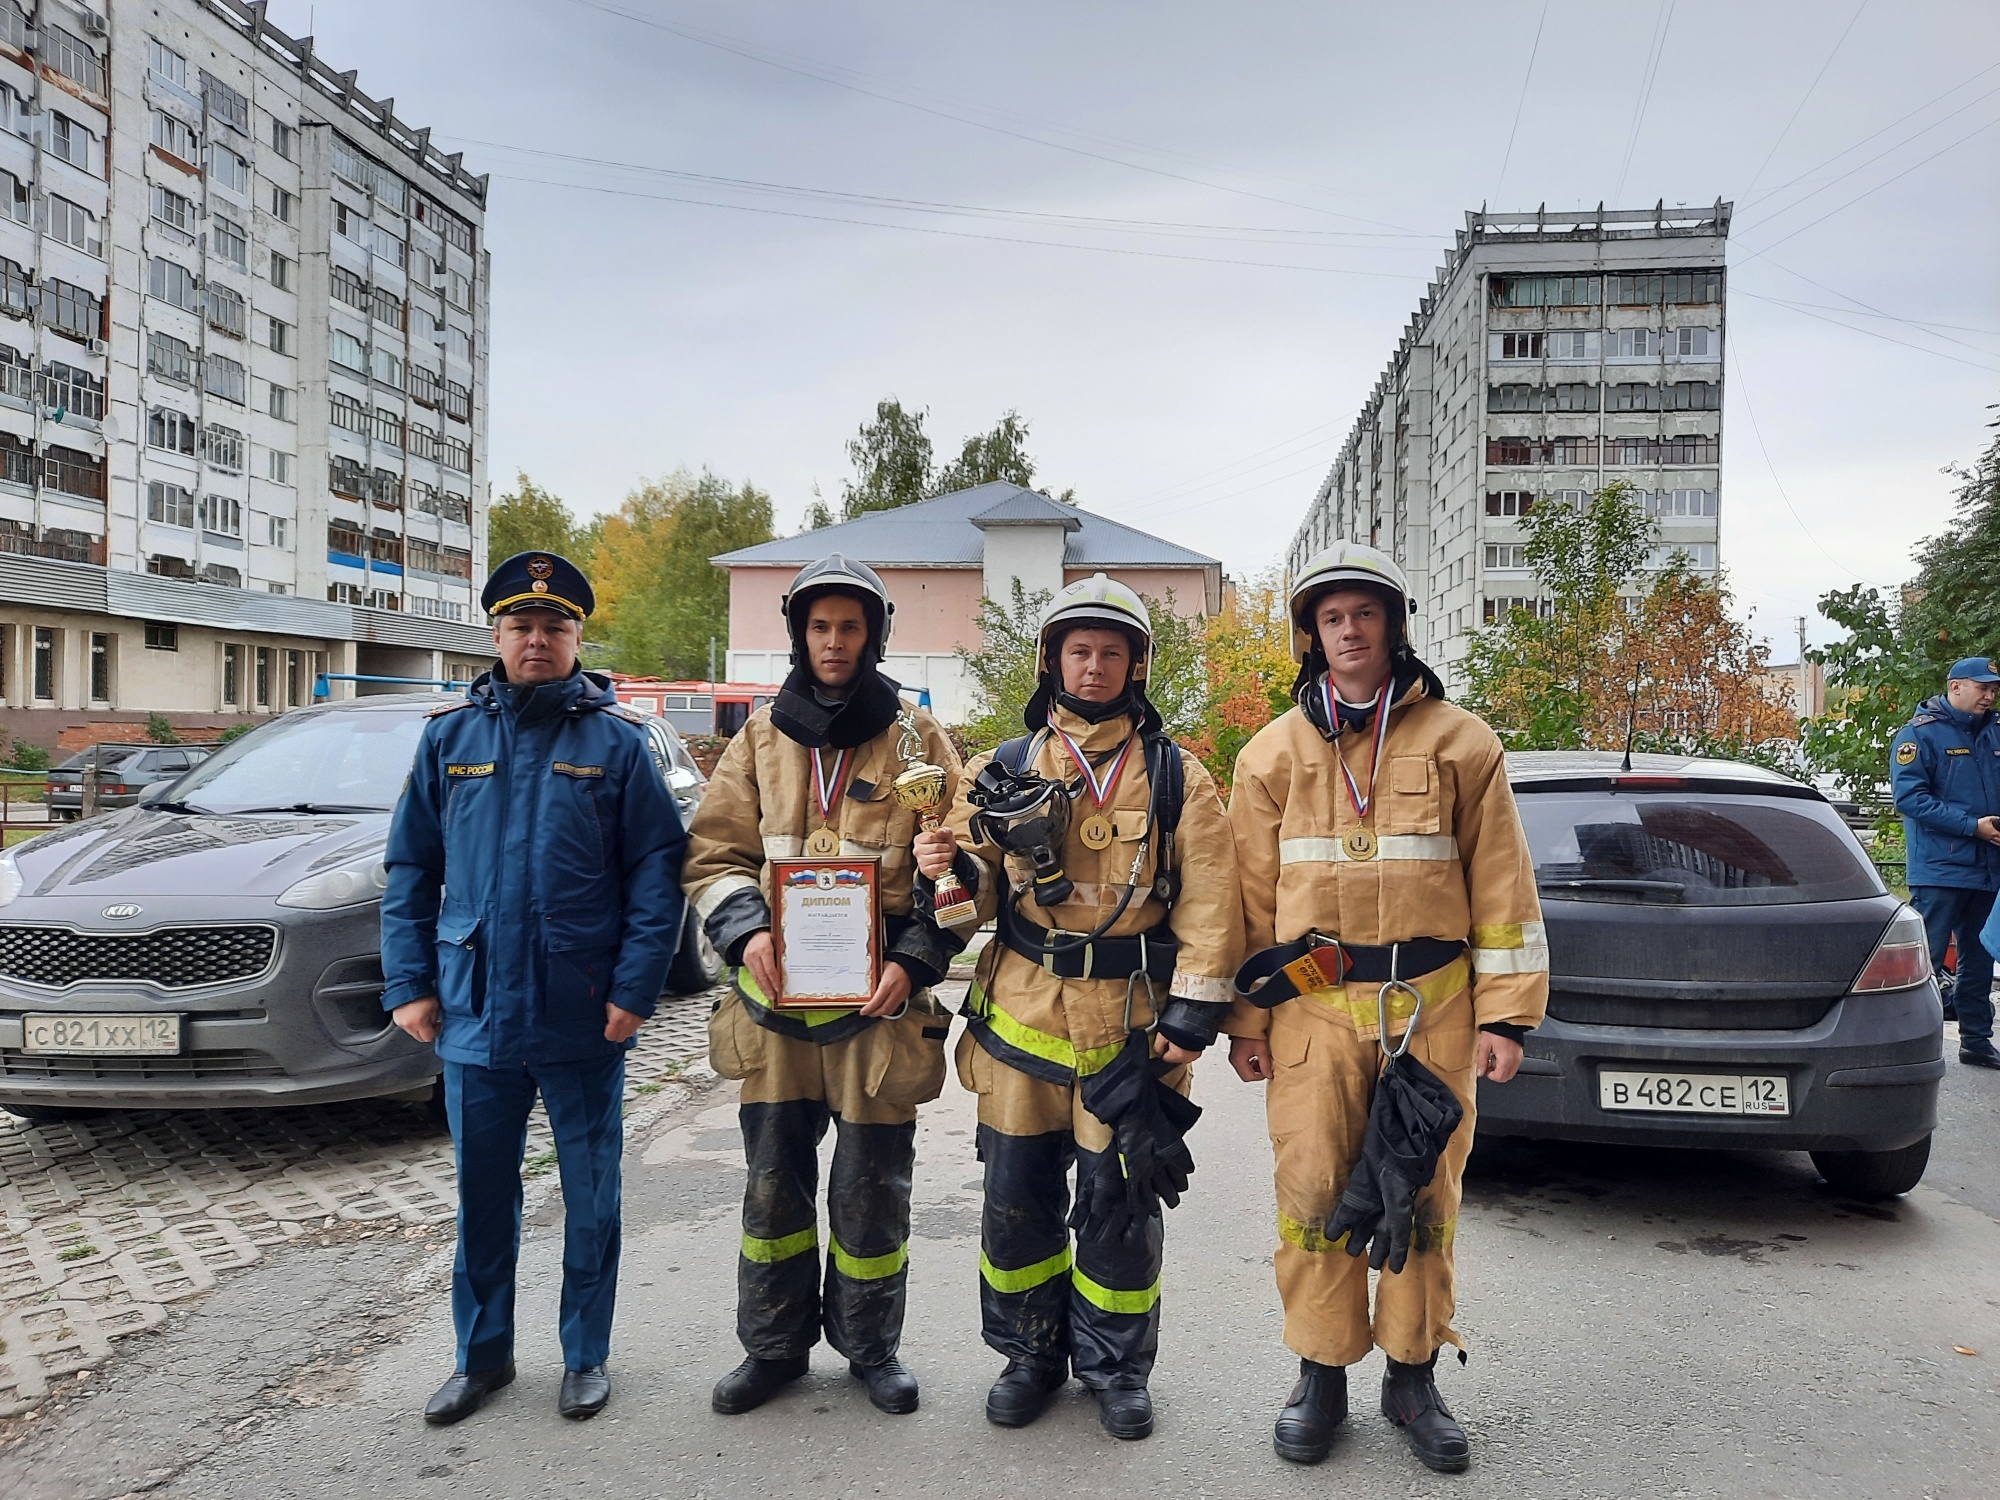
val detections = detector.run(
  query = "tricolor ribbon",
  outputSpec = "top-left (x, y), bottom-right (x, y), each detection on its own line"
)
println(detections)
top-left (1050, 718), bottom-right (1137, 808)
top-left (810, 746), bottom-right (853, 824)
top-left (1321, 675), bottom-right (1394, 819)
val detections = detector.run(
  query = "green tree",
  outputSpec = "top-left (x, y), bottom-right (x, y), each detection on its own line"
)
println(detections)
top-left (489, 474), bottom-right (578, 562)
top-left (936, 410), bottom-right (1036, 494)
top-left (146, 713), bottom-right (181, 744)
top-left (841, 399), bottom-right (935, 519)
top-left (590, 469), bottom-right (774, 678)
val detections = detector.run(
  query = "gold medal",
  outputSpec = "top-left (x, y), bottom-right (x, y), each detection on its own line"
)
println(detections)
top-left (1080, 814), bottom-right (1114, 850)
top-left (805, 826), bottom-right (841, 857)
top-left (1342, 828), bottom-right (1377, 861)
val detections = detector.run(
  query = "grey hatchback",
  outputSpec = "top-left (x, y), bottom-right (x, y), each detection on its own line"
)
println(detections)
top-left (0, 692), bottom-right (715, 1120)
top-left (44, 742), bottom-right (221, 820)
top-left (1478, 752), bottom-right (1944, 1199)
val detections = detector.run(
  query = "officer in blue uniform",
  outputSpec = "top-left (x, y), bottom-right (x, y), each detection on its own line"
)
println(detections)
top-left (381, 551), bottom-right (688, 1423)
top-left (1889, 656), bottom-right (2000, 1070)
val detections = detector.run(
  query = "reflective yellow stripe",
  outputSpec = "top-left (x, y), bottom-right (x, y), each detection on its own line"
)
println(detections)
top-left (973, 984), bottom-right (1125, 1078)
top-left (1414, 1219), bottom-right (1457, 1252)
top-left (979, 1247), bottom-right (1072, 1294)
top-left (1305, 955), bottom-right (1471, 1032)
top-left (1070, 1264), bottom-right (1160, 1315)
top-left (1470, 922), bottom-right (1525, 949)
top-left (736, 967), bottom-right (851, 1029)
top-left (1278, 1212), bottom-right (1352, 1254)
top-left (829, 1235), bottom-right (908, 1281)
top-left (741, 1226), bottom-right (817, 1263)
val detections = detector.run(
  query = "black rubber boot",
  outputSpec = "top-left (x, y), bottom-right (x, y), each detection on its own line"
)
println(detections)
top-left (984, 1359), bottom-right (1068, 1428)
top-left (1094, 1384), bottom-right (1154, 1440)
top-left (1382, 1354), bottom-right (1470, 1473)
top-left (850, 1356), bottom-right (919, 1415)
top-left (711, 1355), bottom-right (809, 1414)
top-left (1273, 1358), bottom-right (1347, 1464)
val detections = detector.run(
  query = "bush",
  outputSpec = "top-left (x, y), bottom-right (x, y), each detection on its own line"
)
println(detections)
top-left (218, 722), bottom-right (256, 744)
top-left (145, 713), bottom-right (181, 745)
top-left (5, 737), bottom-right (50, 772)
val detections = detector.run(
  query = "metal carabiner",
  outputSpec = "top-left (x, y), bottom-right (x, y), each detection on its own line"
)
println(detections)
top-left (1376, 979), bottom-right (1424, 1059)
top-left (1124, 967), bottom-right (1161, 1035)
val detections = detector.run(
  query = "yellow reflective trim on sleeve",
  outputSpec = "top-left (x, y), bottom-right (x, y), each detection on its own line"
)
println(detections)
top-left (1070, 1265), bottom-right (1161, 1315)
top-left (1277, 1211), bottom-right (1352, 1254)
top-left (828, 1235), bottom-right (908, 1281)
top-left (1470, 921), bottom-right (1546, 950)
top-left (976, 991), bottom-right (1125, 1078)
top-left (979, 1247), bottom-right (1072, 1294)
top-left (741, 1226), bottom-right (818, 1264)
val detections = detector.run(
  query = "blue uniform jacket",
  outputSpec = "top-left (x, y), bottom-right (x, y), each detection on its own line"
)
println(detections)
top-left (1890, 695), bottom-right (2000, 891)
top-left (379, 668), bottom-right (687, 1067)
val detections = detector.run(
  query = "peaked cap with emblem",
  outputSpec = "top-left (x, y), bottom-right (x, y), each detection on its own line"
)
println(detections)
top-left (481, 551), bottom-right (595, 621)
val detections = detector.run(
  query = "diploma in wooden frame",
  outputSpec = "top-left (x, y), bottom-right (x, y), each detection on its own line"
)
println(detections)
top-left (769, 857), bottom-right (883, 1009)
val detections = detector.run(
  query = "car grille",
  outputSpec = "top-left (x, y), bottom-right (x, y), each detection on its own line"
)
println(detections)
top-left (0, 925), bottom-right (278, 990)
top-left (0, 1049), bottom-right (285, 1080)
top-left (1547, 992), bottom-right (1838, 1030)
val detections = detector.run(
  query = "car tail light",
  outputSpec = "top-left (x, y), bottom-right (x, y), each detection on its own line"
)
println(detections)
top-left (1852, 905), bottom-right (1932, 992)
top-left (103, 784), bottom-right (128, 795)
top-left (43, 783), bottom-right (56, 795)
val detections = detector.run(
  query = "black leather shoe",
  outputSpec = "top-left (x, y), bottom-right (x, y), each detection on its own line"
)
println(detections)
top-left (711, 1355), bottom-right (809, 1414)
top-left (559, 1365), bottom-right (611, 1419)
top-left (849, 1357), bottom-right (919, 1414)
top-left (1382, 1355), bottom-right (1470, 1473)
top-left (1274, 1358), bottom-right (1347, 1464)
top-left (422, 1362), bottom-right (515, 1425)
top-left (1094, 1384), bottom-right (1154, 1440)
top-left (984, 1359), bottom-right (1068, 1427)
top-left (1961, 1038), bottom-right (2000, 1069)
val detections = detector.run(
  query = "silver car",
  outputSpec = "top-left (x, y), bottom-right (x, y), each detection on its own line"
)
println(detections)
top-left (0, 692), bottom-right (716, 1121)
top-left (43, 742), bottom-right (221, 821)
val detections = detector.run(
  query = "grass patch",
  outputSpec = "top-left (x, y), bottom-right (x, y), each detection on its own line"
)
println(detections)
top-left (57, 1244), bottom-right (97, 1262)
top-left (522, 1147), bottom-right (559, 1178)
top-left (633, 1081), bottom-right (663, 1095)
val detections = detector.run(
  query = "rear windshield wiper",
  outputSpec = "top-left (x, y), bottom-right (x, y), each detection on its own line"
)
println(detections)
top-left (217, 802), bottom-right (386, 816)
top-left (1538, 877), bottom-right (1688, 895)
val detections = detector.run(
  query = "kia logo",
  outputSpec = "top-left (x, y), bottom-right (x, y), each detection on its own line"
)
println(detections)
top-left (101, 904), bottom-right (143, 920)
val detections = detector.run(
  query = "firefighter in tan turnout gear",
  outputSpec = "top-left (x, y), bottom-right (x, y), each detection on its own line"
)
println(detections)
top-left (919, 574), bottom-right (1243, 1441)
top-left (682, 555), bottom-right (969, 1419)
top-left (1224, 542), bottom-right (1548, 1474)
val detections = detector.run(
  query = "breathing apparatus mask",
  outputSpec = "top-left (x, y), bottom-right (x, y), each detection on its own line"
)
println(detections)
top-left (967, 757), bottom-right (1076, 907)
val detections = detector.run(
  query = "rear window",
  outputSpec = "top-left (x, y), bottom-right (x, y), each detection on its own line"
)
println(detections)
top-left (1518, 789), bottom-right (1884, 906)
top-left (56, 745), bottom-right (141, 771)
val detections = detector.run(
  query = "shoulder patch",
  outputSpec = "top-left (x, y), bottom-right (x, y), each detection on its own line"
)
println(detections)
top-left (600, 704), bottom-right (647, 727)
top-left (427, 699), bottom-right (476, 719)
top-left (1909, 712), bottom-right (1941, 727)
top-left (1896, 741), bottom-right (1919, 765)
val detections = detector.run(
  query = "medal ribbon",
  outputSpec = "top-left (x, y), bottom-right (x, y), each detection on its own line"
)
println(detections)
top-left (1049, 718), bottom-right (1136, 808)
top-left (810, 746), bottom-right (853, 826)
top-left (1321, 674), bottom-right (1394, 819)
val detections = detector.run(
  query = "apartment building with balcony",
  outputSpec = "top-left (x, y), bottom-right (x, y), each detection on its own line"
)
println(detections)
top-left (1286, 203), bottom-right (1730, 690)
top-left (0, 0), bottom-right (492, 747)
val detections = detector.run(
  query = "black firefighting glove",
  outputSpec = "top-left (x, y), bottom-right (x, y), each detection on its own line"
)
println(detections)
top-left (1155, 996), bottom-right (1230, 1053)
top-left (1069, 1032), bottom-right (1203, 1245)
top-left (1327, 1050), bottom-right (1465, 1276)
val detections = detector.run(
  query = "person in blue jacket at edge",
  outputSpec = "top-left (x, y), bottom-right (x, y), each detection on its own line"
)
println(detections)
top-left (380, 550), bottom-right (688, 1425)
top-left (1890, 655), bottom-right (2000, 1070)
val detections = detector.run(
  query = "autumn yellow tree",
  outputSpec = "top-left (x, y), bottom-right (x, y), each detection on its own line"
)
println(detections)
top-left (1189, 570), bottom-right (1299, 790)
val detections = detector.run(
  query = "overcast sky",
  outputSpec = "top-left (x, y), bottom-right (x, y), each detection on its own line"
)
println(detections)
top-left (281, 1), bottom-right (1999, 656)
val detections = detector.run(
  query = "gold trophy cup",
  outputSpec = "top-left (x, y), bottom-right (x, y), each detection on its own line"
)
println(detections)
top-left (894, 714), bottom-right (980, 929)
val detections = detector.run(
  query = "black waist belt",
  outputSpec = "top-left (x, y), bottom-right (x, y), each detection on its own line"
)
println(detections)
top-left (996, 903), bottom-right (1179, 983)
top-left (1233, 935), bottom-right (1467, 1009)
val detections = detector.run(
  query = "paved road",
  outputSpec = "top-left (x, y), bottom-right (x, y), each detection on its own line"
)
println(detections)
top-left (3, 994), bottom-right (1998, 1499)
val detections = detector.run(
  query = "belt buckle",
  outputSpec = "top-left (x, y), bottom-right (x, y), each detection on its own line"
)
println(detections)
top-left (1296, 933), bottom-right (1350, 992)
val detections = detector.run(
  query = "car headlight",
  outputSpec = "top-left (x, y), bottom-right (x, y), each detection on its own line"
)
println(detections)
top-left (0, 848), bottom-right (21, 908)
top-left (276, 853), bottom-right (389, 910)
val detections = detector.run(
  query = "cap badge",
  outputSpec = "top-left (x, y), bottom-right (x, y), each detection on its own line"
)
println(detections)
top-left (527, 556), bottom-right (554, 579)
top-left (531, 580), bottom-right (549, 593)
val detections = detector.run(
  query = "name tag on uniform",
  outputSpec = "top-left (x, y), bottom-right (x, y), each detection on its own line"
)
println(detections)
top-left (447, 762), bottom-right (495, 778)
top-left (1947, 748), bottom-right (1972, 756)
top-left (553, 762), bottom-right (605, 778)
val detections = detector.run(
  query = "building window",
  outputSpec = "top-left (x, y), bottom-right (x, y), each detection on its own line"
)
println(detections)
top-left (149, 39), bottom-right (188, 89)
top-left (370, 348), bottom-right (403, 388)
top-left (149, 256), bottom-right (201, 311)
top-left (47, 196), bottom-right (98, 254)
top-left (368, 529), bottom-right (404, 567)
top-left (204, 354), bottom-right (247, 405)
top-left (407, 537), bottom-right (441, 574)
top-left (269, 252), bottom-right (293, 291)
top-left (370, 284), bottom-right (404, 330)
top-left (1487, 383), bottom-right (1539, 413)
top-left (47, 113), bottom-right (93, 171)
top-left (148, 334), bottom-right (196, 385)
top-left (330, 393), bottom-right (369, 435)
top-left (46, 28), bottom-right (105, 95)
top-left (1495, 332), bottom-right (1544, 361)
top-left (89, 633), bottom-right (111, 703)
top-left (270, 118), bottom-right (295, 159)
top-left (146, 554), bottom-right (197, 580)
top-left (0, 345), bottom-right (26, 403)
top-left (329, 457), bottom-right (368, 498)
top-left (1672, 326), bottom-right (1715, 358)
top-left (328, 582), bottom-right (364, 605)
top-left (42, 447), bottom-right (103, 499)
top-left (222, 644), bottom-right (241, 706)
top-left (370, 225), bottom-right (407, 270)
top-left (151, 110), bottom-right (200, 165)
top-left (150, 184), bottom-right (194, 238)
top-left (443, 492), bottom-right (470, 524)
top-left (267, 382), bottom-right (293, 421)
top-left (0, 169), bottom-right (27, 225)
top-left (1663, 380), bottom-right (1721, 411)
top-left (200, 72), bottom-right (250, 135)
top-left (40, 362), bottom-right (105, 420)
top-left (148, 406), bottom-right (198, 455)
top-left (268, 184), bottom-right (294, 223)
top-left (268, 450), bottom-right (294, 484)
top-left (0, 257), bottom-right (27, 319)
top-left (208, 142), bottom-right (249, 195)
top-left (1608, 327), bottom-right (1656, 359)
top-left (330, 330), bottom-right (368, 373)
top-left (1490, 274), bottom-right (1600, 308)
top-left (254, 646), bottom-right (271, 707)
top-left (201, 424), bottom-right (244, 473)
top-left (365, 589), bottom-right (401, 612)
top-left (447, 271), bottom-right (473, 310)
top-left (144, 622), bottom-right (179, 651)
top-left (407, 425), bottom-right (439, 462)
top-left (328, 518), bottom-right (364, 558)
top-left (444, 382), bottom-right (472, 423)
top-left (1645, 542), bottom-right (1719, 570)
top-left (409, 365), bottom-right (442, 408)
top-left (284, 650), bottom-right (303, 706)
top-left (146, 481), bottom-right (196, 528)
top-left (1639, 487), bottom-right (1719, 517)
top-left (1548, 381), bottom-right (1598, 411)
top-left (213, 215), bottom-right (249, 269)
top-left (39, 279), bottom-right (100, 342)
top-left (32, 626), bottom-right (54, 701)
top-left (207, 283), bottom-right (247, 338)
top-left (266, 316), bottom-right (292, 356)
top-left (1483, 596), bottom-right (1554, 624)
top-left (1485, 491), bottom-right (1535, 517)
top-left (1484, 544), bottom-right (1529, 570)
top-left (1486, 437), bottom-right (1599, 467)
top-left (370, 469), bottom-right (403, 510)
top-left (441, 436), bottom-right (472, 473)
top-left (445, 326), bottom-right (473, 363)
top-left (331, 266), bottom-right (369, 312)
top-left (268, 515), bottom-right (291, 547)
top-left (374, 408), bottom-right (404, 448)
top-left (1607, 382), bottom-right (1661, 413)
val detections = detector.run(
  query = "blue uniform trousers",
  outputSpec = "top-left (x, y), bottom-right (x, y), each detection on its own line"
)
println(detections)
top-left (1911, 885), bottom-right (1996, 1042)
top-left (443, 1053), bottom-right (625, 1372)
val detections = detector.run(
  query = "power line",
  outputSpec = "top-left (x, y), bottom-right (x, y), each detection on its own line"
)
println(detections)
top-left (1753, 259), bottom-right (2000, 345)
top-left (1741, 0), bottom-right (1868, 198)
top-left (1613, 0), bottom-right (1676, 204)
top-left (1494, 0), bottom-right (1548, 200)
top-left (561, 0), bottom-right (1425, 234)
top-left (1117, 422), bottom-right (1349, 508)
top-left (1734, 291), bottom-right (2000, 373)
top-left (485, 171), bottom-right (1430, 279)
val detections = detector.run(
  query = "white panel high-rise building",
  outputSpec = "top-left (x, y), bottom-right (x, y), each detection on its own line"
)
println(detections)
top-left (1287, 204), bottom-right (1730, 691)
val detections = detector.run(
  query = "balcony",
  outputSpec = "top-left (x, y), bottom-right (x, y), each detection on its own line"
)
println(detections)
top-left (0, 526), bottom-right (104, 565)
